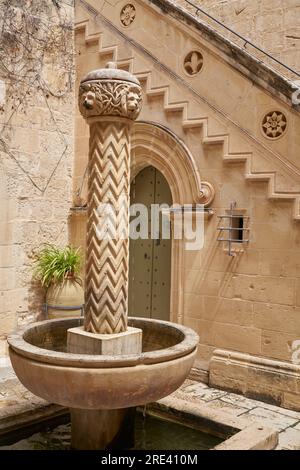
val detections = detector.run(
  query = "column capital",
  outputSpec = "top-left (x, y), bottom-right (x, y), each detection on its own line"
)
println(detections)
top-left (79, 63), bottom-right (143, 121)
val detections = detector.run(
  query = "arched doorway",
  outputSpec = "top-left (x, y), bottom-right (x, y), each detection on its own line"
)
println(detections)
top-left (128, 166), bottom-right (172, 321)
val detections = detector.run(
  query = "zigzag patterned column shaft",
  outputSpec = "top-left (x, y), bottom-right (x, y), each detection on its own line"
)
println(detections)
top-left (79, 64), bottom-right (142, 334)
top-left (84, 121), bottom-right (130, 334)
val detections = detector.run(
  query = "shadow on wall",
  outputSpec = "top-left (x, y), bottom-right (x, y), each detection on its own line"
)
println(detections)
top-left (27, 279), bottom-right (46, 323)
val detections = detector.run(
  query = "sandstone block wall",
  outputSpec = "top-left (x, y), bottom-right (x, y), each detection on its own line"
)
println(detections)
top-left (74, 0), bottom-right (300, 400)
top-left (175, 0), bottom-right (300, 79)
top-left (0, 0), bottom-right (75, 357)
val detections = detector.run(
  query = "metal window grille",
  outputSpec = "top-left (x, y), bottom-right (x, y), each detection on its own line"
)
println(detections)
top-left (217, 203), bottom-right (250, 256)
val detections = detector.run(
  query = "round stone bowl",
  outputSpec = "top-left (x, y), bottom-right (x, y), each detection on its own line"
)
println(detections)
top-left (8, 317), bottom-right (199, 410)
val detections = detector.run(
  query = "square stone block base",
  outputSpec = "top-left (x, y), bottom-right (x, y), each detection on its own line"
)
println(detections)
top-left (67, 326), bottom-right (142, 355)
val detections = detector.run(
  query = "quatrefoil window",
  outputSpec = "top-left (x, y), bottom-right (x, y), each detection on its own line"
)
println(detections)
top-left (184, 51), bottom-right (203, 76)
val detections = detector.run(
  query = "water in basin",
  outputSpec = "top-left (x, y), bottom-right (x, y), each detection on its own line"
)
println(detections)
top-left (23, 318), bottom-right (185, 354)
top-left (0, 413), bottom-right (222, 450)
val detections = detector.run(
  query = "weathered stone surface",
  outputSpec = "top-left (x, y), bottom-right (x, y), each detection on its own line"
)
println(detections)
top-left (7, 317), bottom-right (198, 409)
top-left (79, 64), bottom-right (142, 335)
top-left (210, 350), bottom-right (300, 410)
top-left (174, 0), bottom-right (300, 79)
top-left (0, 0), bottom-right (74, 355)
top-left (73, 1), bottom-right (300, 413)
top-left (170, 379), bottom-right (300, 449)
top-left (276, 428), bottom-right (300, 450)
top-left (201, 399), bottom-right (250, 417)
top-left (67, 326), bottom-right (142, 355)
top-left (70, 407), bottom-right (133, 450)
top-left (150, 393), bottom-right (278, 449)
top-left (2, 376), bottom-right (300, 450)
top-left (220, 393), bottom-right (258, 411)
top-left (1, 0), bottom-right (300, 426)
top-left (215, 424), bottom-right (278, 450)
top-left (241, 407), bottom-right (299, 432)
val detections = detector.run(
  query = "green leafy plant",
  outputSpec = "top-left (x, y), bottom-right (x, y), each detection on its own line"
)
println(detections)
top-left (33, 244), bottom-right (82, 288)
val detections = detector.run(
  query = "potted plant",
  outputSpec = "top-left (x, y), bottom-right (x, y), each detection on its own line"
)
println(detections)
top-left (33, 244), bottom-right (84, 319)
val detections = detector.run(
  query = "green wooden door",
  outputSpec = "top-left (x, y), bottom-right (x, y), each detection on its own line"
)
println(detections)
top-left (129, 166), bottom-right (172, 320)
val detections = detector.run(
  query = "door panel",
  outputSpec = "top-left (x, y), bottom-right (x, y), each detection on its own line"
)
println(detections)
top-left (129, 167), bottom-right (153, 318)
top-left (129, 166), bottom-right (172, 320)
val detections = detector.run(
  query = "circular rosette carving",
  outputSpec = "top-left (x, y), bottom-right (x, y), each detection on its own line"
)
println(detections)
top-left (262, 111), bottom-right (287, 139)
top-left (79, 80), bottom-right (142, 121)
top-left (198, 181), bottom-right (215, 207)
top-left (120, 4), bottom-right (136, 26)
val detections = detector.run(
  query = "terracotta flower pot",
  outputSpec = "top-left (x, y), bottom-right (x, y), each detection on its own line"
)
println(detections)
top-left (46, 276), bottom-right (84, 319)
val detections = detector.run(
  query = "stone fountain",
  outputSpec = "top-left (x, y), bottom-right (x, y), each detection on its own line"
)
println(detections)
top-left (7, 64), bottom-right (199, 450)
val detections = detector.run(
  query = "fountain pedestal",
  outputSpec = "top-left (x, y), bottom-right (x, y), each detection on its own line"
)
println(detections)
top-left (68, 63), bottom-right (144, 449)
top-left (67, 324), bottom-right (142, 449)
top-left (8, 317), bottom-right (198, 450)
top-left (70, 408), bottom-right (134, 450)
top-left (67, 325), bottom-right (142, 449)
top-left (67, 326), bottom-right (142, 355)
top-left (7, 63), bottom-right (199, 451)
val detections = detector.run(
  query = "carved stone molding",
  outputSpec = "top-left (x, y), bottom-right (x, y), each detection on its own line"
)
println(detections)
top-left (131, 121), bottom-right (203, 205)
top-left (262, 110), bottom-right (287, 139)
top-left (79, 64), bottom-right (142, 121)
top-left (120, 4), bottom-right (136, 27)
top-left (79, 64), bottom-right (142, 334)
top-left (84, 121), bottom-right (131, 334)
top-left (198, 181), bottom-right (215, 207)
top-left (210, 349), bottom-right (300, 410)
top-left (184, 51), bottom-right (203, 76)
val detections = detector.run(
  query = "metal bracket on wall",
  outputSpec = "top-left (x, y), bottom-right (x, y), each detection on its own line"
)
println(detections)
top-left (217, 202), bottom-right (250, 256)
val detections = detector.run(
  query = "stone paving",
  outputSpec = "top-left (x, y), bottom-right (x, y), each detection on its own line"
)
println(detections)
top-left (0, 378), bottom-right (48, 421)
top-left (1, 364), bottom-right (300, 450)
top-left (174, 380), bottom-right (300, 450)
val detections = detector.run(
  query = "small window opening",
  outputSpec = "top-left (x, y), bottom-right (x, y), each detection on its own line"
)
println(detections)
top-left (232, 215), bottom-right (244, 243)
top-left (217, 202), bottom-right (250, 256)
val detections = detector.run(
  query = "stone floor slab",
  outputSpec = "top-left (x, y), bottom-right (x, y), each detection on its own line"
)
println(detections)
top-left (240, 407), bottom-right (299, 432)
top-left (0, 366), bottom-right (15, 383)
top-left (219, 393), bottom-right (258, 411)
top-left (175, 381), bottom-right (226, 400)
top-left (255, 401), bottom-right (300, 421)
top-left (201, 399), bottom-right (250, 417)
top-left (180, 381), bottom-right (209, 394)
top-left (277, 428), bottom-right (300, 450)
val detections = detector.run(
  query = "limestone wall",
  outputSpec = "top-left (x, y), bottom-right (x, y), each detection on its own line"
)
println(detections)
top-left (175, 0), bottom-right (300, 79)
top-left (0, 0), bottom-right (75, 357)
top-left (74, 0), bottom-right (300, 408)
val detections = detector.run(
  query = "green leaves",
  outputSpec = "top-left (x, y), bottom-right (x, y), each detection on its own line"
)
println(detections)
top-left (33, 244), bottom-right (83, 288)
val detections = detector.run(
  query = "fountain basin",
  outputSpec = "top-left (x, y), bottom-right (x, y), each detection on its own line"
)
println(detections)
top-left (8, 317), bottom-right (198, 410)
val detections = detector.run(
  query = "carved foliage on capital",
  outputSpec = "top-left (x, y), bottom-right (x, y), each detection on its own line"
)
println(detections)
top-left (79, 80), bottom-right (142, 120)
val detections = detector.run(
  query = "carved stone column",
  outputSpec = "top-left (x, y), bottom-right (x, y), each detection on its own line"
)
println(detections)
top-left (78, 64), bottom-right (142, 335)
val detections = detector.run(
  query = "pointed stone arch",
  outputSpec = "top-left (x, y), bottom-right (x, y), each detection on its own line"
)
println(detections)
top-left (130, 121), bottom-right (214, 324)
top-left (131, 121), bottom-right (214, 206)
